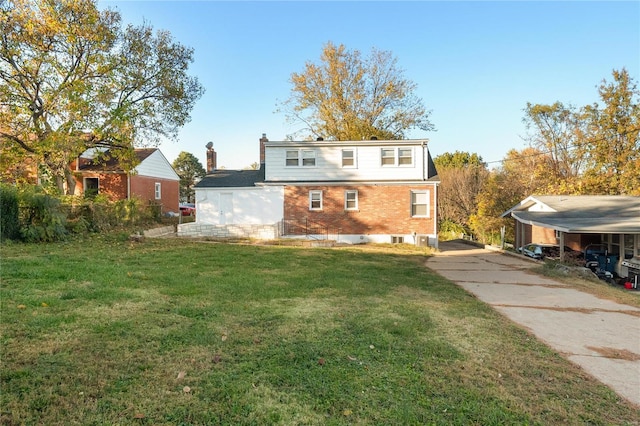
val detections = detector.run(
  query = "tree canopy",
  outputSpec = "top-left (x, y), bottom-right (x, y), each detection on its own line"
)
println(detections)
top-left (280, 41), bottom-right (433, 141)
top-left (172, 151), bottom-right (205, 203)
top-left (0, 0), bottom-right (204, 194)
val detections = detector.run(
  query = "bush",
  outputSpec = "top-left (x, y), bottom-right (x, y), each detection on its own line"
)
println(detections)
top-left (19, 189), bottom-right (67, 242)
top-left (0, 183), bottom-right (20, 241)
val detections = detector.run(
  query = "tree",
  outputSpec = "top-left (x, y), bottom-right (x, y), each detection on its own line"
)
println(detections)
top-left (433, 151), bottom-right (487, 230)
top-left (172, 151), bottom-right (205, 203)
top-left (522, 101), bottom-right (587, 190)
top-left (0, 0), bottom-right (204, 194)
top-left (280, 41), bottom-right (433, 141)
top-left (582, 68), bottom-right (640, 195)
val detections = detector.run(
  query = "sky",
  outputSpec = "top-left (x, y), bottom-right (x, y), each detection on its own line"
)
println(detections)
top-left (99, 1), bottom-right (640, 170)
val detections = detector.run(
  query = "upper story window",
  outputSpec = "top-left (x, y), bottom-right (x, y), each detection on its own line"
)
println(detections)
top-left (342, 149), bottom-right (355, 167)
top-left (286, 149), bottom-right (316, 167)
top-left (302, 150), bottom-right (316, 166)
top-left (381, 147), bottom-right (414, 167)
top-left (286, 150), bottom-right (299, 166)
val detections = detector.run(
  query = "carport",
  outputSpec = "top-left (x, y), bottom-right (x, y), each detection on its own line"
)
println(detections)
top-left (502, 195), bottom-right (640, 279)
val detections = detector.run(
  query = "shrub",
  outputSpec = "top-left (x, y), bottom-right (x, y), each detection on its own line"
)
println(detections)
top-left (0, 183), bottom-right (20, 241)
top-left (19, 189), bottom-right (67, 242)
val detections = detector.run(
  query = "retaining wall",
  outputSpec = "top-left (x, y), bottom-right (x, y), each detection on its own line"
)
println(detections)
top-left (178, 223), bottom-right (278, 240)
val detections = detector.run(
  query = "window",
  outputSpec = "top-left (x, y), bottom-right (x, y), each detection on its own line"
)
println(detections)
top-left (381, 147), bottom-right (413, 166)
top-left (286, 149), bottom-right (317, 166)
top-left (302, 150), bottom-right (316, 166)
top-left (155, 182), bottom-right (161, 200)
top-left (381, 148), bottom-right (395, 166)
top-left (309, 190), bottom-right (323, 210)
top-left (342, 149), bottom-right (355, 167)
top-left (345, 190), bottom-right (358, 210)
top-left (286, 150), bottom-right (299, 166)
top-left (398, 148), bottom-right (413, 165)
top-left (411, 190), bottom-right (429, 217)
top-left (391, 236), bottom-right (404, 244)
top-left (84, 177), bottom-right (99, 199)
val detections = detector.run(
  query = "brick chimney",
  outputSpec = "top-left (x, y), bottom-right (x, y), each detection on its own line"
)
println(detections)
top-left (206, 142), bottom-right (217, 173)
top-left (259, 133), bottom-right (268, 165)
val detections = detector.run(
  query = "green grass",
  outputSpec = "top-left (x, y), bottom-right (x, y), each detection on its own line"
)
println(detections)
top-left (1, 237), bottom-right (638, 425)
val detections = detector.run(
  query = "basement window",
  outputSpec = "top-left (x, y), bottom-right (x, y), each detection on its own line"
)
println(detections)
top-left (391, 236), bottom-right (404, 244)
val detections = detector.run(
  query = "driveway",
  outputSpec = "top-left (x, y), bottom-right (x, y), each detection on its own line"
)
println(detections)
top-left (427, 240), bottom-right (640, 407)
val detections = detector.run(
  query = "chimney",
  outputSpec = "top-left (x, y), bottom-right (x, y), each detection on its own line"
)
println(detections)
top-left (259, 133), bottom-right (268, 165)
top-left (206, 142), bottom-right (217, 173)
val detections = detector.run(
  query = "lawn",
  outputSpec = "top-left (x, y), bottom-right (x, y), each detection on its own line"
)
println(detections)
top-left (1, 236), bottom-right (638, 425)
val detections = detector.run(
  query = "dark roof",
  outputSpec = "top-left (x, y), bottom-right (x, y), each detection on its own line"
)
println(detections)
top-left (195, 167), bottom-right (265, 188)
top-left (78, 148), bottom-right (156, 172)
top-left (503, 195), bottom-right (640, 233)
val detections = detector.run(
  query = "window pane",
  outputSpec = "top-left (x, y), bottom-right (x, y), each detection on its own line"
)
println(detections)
top-left (310, 191), bottom-right (322, 210)
top-left (302, 150), bottom-right (316, 166)
top-left (286, 150), bottom-right (298, 166)
top-left (411, 191), bottom-right (428, 216)
top-left (398, 148), bottom-right (412, 165)
top-left (381, 149), bottom-right (395, 165)
top-left (345, 190), bottom-right (357, 209)
top-left (342, 150), bottom-right (354, 167)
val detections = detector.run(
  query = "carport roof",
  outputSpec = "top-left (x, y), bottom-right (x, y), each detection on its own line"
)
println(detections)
top-left (502, 195), bottom-right (640, 234)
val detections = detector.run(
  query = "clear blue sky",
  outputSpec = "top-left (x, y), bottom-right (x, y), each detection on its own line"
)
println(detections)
top-left (100, 1), bottom-right (639, 170)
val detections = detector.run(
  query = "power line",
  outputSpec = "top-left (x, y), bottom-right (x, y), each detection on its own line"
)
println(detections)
top-left (484, 126), bottom-right (640, 166)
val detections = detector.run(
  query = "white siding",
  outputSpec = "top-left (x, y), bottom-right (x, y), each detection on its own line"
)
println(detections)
top-left (195, 186), bottom-right (284, 225)
top-left (134, 150), bottom-right (179, 181)
top-left (264, 141), bottom-right (430, 182)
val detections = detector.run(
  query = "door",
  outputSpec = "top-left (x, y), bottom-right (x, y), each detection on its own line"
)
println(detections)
top-left (219, 193), bottom-right (233, 225)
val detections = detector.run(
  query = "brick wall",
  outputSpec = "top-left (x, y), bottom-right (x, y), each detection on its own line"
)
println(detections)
top-left (283, 184), bottom-right (437, 235)
top-left (130, 175), bottom-right (179, 213)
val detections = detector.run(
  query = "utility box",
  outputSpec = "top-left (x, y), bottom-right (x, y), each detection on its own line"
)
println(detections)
top-left (417, 235), bottom-right (430, 247)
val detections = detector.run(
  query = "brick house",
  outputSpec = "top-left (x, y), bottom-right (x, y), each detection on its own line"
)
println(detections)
top-left (71, 148), bottom-right (180, 215)
top-left (180, 134), bottom-right (440, 246)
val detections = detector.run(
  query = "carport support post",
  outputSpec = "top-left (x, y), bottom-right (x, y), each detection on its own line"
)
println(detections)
top-left (559, 231), bottom-right (565, 262)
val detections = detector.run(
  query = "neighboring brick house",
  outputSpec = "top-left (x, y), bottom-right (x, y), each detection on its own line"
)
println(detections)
top-left (71, 148), bottom-right (179, 215)
top-left (181, 134), bottom-right (439, 246)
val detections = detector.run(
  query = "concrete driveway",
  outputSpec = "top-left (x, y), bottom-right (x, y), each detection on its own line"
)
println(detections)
top-left (427, 240), bottom-right (640, 407)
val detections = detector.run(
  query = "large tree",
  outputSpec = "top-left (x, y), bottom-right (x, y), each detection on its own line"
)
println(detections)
top-left (582, 68), bottom-right (640, 195)
top-left (433, 151), bottom-right (487, 229)
top-left (0, 0), bottom-right (204, 194)
top-left (522, 101), bottom-right (587, 190)
top-left (280, 41), bottom-right (433, 141)
top-left (172, 151), bottom-right (205, 203)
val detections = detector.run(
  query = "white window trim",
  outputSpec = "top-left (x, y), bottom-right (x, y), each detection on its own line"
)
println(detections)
top-left (341, 148), bottom-right (357, 168)
top-left (309, 190), bottom-right (323, 210)
top-left (286, 149), bottom-right (317, 167)
top-left (381, 147), bottom-right (414, 167)
top-left (344, 190), bottom-right (358, 211)
top-left (155, 182), bottom-right (161, 200)
top-left (410, 190), bottom-right (429, 218)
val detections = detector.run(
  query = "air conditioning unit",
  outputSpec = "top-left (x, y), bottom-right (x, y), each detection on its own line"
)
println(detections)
top-left (416, 235), bottom-right (430, 247)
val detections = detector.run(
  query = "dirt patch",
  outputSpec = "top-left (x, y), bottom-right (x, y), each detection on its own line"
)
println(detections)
top-left (586, 346), bottom-right (640, 361)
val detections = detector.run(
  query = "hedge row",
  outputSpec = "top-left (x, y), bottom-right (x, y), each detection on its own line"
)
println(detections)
top-left (0, 184), bottom-right (162, 242)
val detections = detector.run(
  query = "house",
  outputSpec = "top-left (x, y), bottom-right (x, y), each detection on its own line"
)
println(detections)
top-left (502, 195), bottom-right (640, 278)
top-left (71, 148), bottom-right (180, 215)
top-left (179, 134), bottom-right (440, 246)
